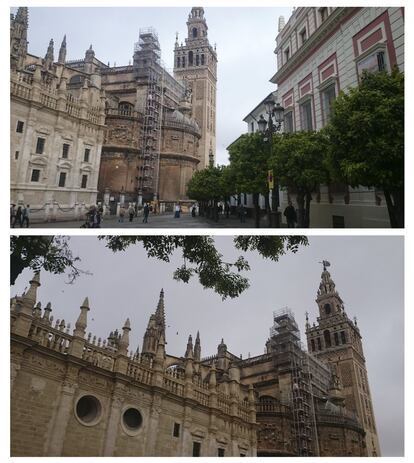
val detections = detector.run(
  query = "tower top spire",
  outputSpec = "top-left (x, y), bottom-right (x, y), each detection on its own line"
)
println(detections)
top-left (317, 261), bottom-right (338, 298)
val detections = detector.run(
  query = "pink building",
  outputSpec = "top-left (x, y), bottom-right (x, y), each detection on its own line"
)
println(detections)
top-left (271, 7), bottom-right (404, 227)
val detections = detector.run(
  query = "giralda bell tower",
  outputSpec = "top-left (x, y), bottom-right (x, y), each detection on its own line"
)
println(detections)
top-left (306, 262), bottom-right (381, 456)
top-left (173, 7), bottom-right (217, 169)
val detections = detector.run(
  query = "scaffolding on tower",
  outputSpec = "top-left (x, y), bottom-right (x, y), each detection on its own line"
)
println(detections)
top-left (134, 28), bottom-right (164, 203)
top-left (268, 308), bottom-right (319, 456)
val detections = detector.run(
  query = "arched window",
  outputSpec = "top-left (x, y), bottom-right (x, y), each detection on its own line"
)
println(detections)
top-left (324, 329), bottom-right (332, 348)
top-left (324, 303), bottom-right (331, 315)
top-left (188, 51), bottom-right (193, 66)
top-left (311, 339), bottom-right (315, 352)
top-left (196, 54), bottom-right (200, 66)
top-left (341, 331), bottom-right (347, 344)
top-left (177, 57), bottom-right (181, 68)
top-left (118, 102), bottom-right (133, 115)
top-left (334, 332), bottom-right (339, 346)
top-left (69, 74), bottom-right (85, 86)
top-left (317, 337), bottom-right (322, 350)
top-left (192, 27), bottom-right (198, 38)
top-left (182, 56), bottom-right (186, 67)
top-left (201, 54), bottom-right (205, 65)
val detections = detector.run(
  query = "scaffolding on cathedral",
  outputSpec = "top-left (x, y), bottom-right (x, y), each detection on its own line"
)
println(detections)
top-left (268, 308), bottom-right (319, 456)
top-left (133, 28), bottom-right (164, 203)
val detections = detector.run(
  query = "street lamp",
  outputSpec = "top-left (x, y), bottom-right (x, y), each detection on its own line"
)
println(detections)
top-left (258, 96), bottom-right (284, 227)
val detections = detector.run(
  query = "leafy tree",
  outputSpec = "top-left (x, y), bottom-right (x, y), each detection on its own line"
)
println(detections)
top-left (10, 236), bottom-right (84, 286)
top-left (11, 235), bottom-right (309, 300)
top-left (269, 131), bottom-right (330, 227)
top-left (187, 166), bottom-right (224, 220)
top-left (326, 68), bottom-right (404, 227)
top-left (219, 164), bottom-right (238, 206)
top-left (227, 133), bottom-right (270, 227)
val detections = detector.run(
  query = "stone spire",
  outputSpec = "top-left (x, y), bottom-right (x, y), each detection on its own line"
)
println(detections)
top-left (58, 34), bottom-right (67, 64)
top-left (185, 334), bottom-right (194, 359)
top-left (85, 44), bottom-right (95, 61)
top-left (10, 7), bottom-right (28, 70)
top-left (142, 290), bottom-right (167, 358)
top-left (22, 272), bottom-right (41, 313)
top-left (317, 261), bottom-right (338, 298)
top-left (15, 6), bottom-right (29, 24)
top-left (73, 297), bottom-right (89, 338)
top-left (44, 38), bottom-right (54, 70)
top-left (155, 288), bottom-right (165, 327)
top-left (218, 338), bottom-right (227, 356)
top-left (118, 318), bottom-right (131, 355)
top-left (194, 330), bottom-right (201, 361)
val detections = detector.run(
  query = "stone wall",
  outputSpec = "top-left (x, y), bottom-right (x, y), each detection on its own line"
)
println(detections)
top-left (10, 274), bottom-right (256, 457)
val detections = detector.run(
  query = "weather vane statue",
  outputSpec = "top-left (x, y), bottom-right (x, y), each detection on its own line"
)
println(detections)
top-left (319, 260), bottom-right (331, 271)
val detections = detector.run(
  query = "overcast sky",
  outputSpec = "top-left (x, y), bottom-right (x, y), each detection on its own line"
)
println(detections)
top-left (11, 235), bottom-right (404, 456)
top-left (11, 5), bottom-right (293, 164)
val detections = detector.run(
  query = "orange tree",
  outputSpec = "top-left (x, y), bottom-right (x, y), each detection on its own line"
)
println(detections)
top-left (269, 131), bottom-right (330, 228)
top-left (326, 68), bottom-right (404, 227)
top-left (227, 133), bottom-right (269, 228)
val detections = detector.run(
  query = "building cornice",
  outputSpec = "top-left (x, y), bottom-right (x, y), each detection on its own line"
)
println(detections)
top-left (271, 7), bottom-right (360, 85)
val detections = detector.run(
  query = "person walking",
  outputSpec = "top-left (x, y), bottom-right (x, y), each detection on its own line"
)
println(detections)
top-left (174, 204), bottom-right (181, 218)
top-left (143, 203), bottom-right (150, 223)
top-left (191, 204), bottom-right (196, 217)
top-left (86, 205), bottom-right (97, 228)
top-left (128, 204), bottom-right (135, 222)
top-left (21, 204), bottom-right (30, 228)
top-left (15, 206), bottom-right (23, 227)
top-left (10, 204), bottom-right (16, 227)
top-left (239, 204), bottom-right (246, 223)
top-left (224, 202), bottom-right (230, 219)
top-left (283, 201), bottom-right (297, 228)
top-left (118, 205), bottom-right (126, 223)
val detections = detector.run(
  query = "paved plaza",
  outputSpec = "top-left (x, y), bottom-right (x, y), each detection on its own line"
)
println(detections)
top-left (30, 212), bottom-right (273, 229)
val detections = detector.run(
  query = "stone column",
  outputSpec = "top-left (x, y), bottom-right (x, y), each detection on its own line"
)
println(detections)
top-left (10, 346), bottom-right (25, 391)
top-left (102, 389), bottom-right (124, 456)
top-left (179, 405), bottom-right (193, 456)
top-left (46, 379), bottom-right (77, 456)
top-left (144, 396), bottom-right (162, 456)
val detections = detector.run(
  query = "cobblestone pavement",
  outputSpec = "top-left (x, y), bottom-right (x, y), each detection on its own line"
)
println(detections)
top-left (29, 212), bottom-right (272, 229)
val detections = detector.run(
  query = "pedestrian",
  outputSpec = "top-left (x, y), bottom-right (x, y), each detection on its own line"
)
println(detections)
top-left (10, 204), bottom-right (16, 227)
top-left (239, 204), bottom-right (246, 223)
top-left (21, 204), bottom-right (30, 228)
top-left (86, 205), bottom-right (96, 228)
top-left (128, 204), bottom-right (135, 222)
top-left (224, 202), bottom-right (230, 219)
top-left (98, 204), bottom-right (104, 225)
top-left (96, 205), bottom-right (102, 228)
top-left (174, 204), bottom-right (181, 218)
top-left (191, 204), bottom-right (196, 217)
top-left (118, 205), bottom-right (125, 223)
top-left (143, 203), bottom-right (150, 223)
top-left (284, 201), bottom-right (297, 228)
top-left (15, 206), bottom-right (23, 227)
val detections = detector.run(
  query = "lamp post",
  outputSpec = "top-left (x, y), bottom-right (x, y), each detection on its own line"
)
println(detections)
top-left (258, 97), bottom-right (284, 227)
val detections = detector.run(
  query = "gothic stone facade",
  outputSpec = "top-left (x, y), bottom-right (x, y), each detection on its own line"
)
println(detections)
top-left (10, 7), bottom-right (217, 221)
top-left (10, 8), bottom-right (106, 222)
top-left (11, 265), bottom-right (376, 456)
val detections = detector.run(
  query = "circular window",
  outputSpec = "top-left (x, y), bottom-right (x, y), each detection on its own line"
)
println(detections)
top-left (75, 395), bottom-right (102, 426)
top-left (121, 407), bottom-right (143, 436)
top-left (123, 408), bottom-right (143, 430)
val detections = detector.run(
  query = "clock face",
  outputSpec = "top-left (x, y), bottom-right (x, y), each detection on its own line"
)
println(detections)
top-left (324, 303), bottom-right (331, 315)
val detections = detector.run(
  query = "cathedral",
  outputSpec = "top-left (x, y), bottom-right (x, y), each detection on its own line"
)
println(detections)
top-left (11, 264), bottom-right (380, 456)
top-left (10, 7), bottom-right (217, 221)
